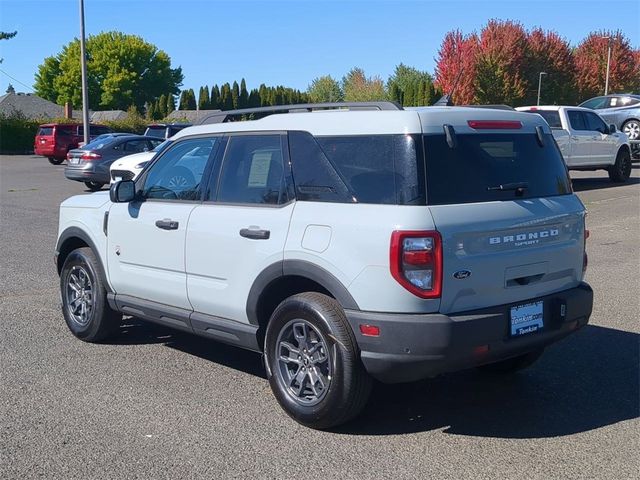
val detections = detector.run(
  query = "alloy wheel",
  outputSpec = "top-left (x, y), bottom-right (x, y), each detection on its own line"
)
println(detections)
top-left (66, 265), bottom-right (94, 327)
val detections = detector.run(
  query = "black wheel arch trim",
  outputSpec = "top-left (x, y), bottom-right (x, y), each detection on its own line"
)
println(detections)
top-left (246, 260), bottom-right (360, 326)
top-left (55, 226), bottom-right (112, 293)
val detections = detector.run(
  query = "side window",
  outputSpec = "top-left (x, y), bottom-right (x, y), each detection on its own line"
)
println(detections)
top-left (585, 112), bottom-right (607, 134)
top-left (142, 137), bottom-right (219, 201)
top-left (216, 135), bottom-right (286, 205)
top-left (148, 139), bottom-right (163, 150)
top-left (568, 111), bottom-right (588, 131)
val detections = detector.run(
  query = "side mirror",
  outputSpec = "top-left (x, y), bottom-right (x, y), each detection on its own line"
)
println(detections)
top-left (110, 180), bottom-right (136, 203)
top-left (608, 124), bottom-right (617, 134)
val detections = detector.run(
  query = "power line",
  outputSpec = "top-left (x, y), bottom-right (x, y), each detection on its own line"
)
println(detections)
top-left (0, 68), bottom-right (33, 92)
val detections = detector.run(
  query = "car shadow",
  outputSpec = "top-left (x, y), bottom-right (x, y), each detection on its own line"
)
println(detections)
top-left (335, 324), bottom-right (639, 438)
top-left (571, 175), bottom-right (640, 191)
top-left (109, 320), bottom-right (637, 439)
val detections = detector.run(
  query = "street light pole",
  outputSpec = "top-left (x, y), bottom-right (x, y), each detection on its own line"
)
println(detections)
top-left (537, 72), bottom-right (546, 106)
top-left (604, 37), bottom-right (612, 95)
top-left (79, 0), bottom-right (90, 145)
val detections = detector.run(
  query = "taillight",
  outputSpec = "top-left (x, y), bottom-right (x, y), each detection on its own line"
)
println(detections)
top-left (80, 152), bottom-right (102, 161)
top-left (390, 230), bottom-right (442, 299)
top-left (66, 152), bottom-right (72, 160)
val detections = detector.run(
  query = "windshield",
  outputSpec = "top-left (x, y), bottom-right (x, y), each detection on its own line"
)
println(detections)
top-left (423, 133), bottom-right (572, 205)
top-left (153, 139), bottom-right (172, 152)
top-left (579, 97), bottom-right (608, 109)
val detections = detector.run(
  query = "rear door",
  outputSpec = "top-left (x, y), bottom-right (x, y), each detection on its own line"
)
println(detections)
top-left (35, 126), bottom-right (54, 154)
top-left (185, 133), bottom-right (294, 325)
top-left (566, 110), bottom-right (593, 166)
top-left (423, 130), bottom-right (585, 315)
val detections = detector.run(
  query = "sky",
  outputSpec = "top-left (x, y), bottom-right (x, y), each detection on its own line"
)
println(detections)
top-left (0, 0), bottom-right (639, 95)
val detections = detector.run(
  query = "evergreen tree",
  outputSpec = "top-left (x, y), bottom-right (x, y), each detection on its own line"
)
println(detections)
top-left (178, 90), bottom-right (190, 110)
top-left (158, 93), bottom-right (168, 118)
top-left (259, 84), bottom-right (268, 106)
top-left (239, 78), bottom-right (249, 109)
top-left (210, 84), bottom-right (220, 110)
top-left (198, 85), bottom-right (210, 110)
top-left (248, 88), bottom-right (260, 108)
top-left (220, 83), bottom-right (233, 110)
top-left (231, 81), bottom-right (240, 109)
top-left (166, 93), bottom-right (175, 114)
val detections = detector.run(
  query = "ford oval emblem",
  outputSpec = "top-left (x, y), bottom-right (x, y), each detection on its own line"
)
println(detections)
top-left (453, 269), bottom-right (472, 280)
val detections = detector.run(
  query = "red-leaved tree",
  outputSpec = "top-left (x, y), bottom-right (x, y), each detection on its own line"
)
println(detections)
top-left (574, 30), bottom-right (637, 101)
top-left (523, 28), bottom-right (577, 105)
top-left (434, 30), bottom-right (478, 105)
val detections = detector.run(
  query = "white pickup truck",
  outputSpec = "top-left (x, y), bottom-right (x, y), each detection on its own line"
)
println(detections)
top-left (516, 106), bottom-right (632, 182)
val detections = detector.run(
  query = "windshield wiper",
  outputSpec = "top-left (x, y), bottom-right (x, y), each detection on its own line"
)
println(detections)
top-left (487, 182), bottom-right (528, 195)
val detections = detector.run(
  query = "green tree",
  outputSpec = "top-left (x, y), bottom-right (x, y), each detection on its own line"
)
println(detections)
top-left (0, 30), bottom-right (17, 64)
top-left (210, 84), bottom-right (220, 109)
top-left (342, 67), bottom-right (386, 102)
top-left (166, 94), bottom-right (175, 114)
top-left (307, 75), bottom-right (343, 102)
top-left (146, 101), bottom-right (156, 120)
top-left (239, 78), bottom-right (249, 109)
top-left (387, 64), bottom-right (435, 106)
top-left (157, 93), bottom-right (168, 118)
top-left (231, 81), bottom-right (240, 109)
top-left (34, 31), bottom-right (183, 110)
top-left (220, 83), bottom-right (233, 110)
top-left (198, 85), bottom-right (210, 110)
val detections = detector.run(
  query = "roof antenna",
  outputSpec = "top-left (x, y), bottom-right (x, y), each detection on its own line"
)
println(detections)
top-left (434, 69), bottom-right (464, 107)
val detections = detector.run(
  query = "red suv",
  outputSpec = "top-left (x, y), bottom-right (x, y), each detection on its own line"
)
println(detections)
top-left (34, 123), bottom-right (112, 164)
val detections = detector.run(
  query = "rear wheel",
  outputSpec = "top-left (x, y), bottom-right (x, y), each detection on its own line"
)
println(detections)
top-left (48, 157), bottom-right (64, 165)
top-left (264, 292), bottom-right (372, 429)
top-left (622, 119), bottom-right (640, 140)
top-left (60, 247), bottom-right (121, 342)
top-left (608, 148), bottom-right (632, 183)
top-left (84, 181), bottom-right (104, 191)
top-left (477, 348), bottom-right (544, 374)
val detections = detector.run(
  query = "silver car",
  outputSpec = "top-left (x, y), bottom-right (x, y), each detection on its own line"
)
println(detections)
top-left (579, 94), bottom-right (640, 140)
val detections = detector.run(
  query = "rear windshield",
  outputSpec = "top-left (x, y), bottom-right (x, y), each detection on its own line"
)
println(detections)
top-left (145, 126), bottom-right (167, 138)
top-left (522, 110), bottom-right (562, 128)
top-left (424, 133), bottom-right (572, 205)
top-left (83, 136), bottom-right (118, 150)
top-left (37, 127), bottom-right (53, 136)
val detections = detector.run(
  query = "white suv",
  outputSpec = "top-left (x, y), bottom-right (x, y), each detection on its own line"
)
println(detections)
top-left (56, 102), bottom-right (593, 429)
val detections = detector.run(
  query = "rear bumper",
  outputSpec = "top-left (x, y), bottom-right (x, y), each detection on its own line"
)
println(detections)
top-left (64, 164), bottom-right (109, 184)
top-left (35, 145), bottom-right (66, 158)
top-left (345, 282), bottom-right (593, 383)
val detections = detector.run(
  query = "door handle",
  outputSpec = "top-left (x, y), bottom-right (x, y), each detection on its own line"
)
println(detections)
top-left (240, 227), bottom-right (270, 240)
top-left (155, 218), bottom-right (179, 230)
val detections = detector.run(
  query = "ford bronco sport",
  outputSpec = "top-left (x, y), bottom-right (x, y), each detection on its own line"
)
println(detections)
top-left (55, 102), bottom-right (593, 429)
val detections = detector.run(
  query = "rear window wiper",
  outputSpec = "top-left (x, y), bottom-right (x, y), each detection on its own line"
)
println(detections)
top-left (487, 182), bottom-right (528, 196)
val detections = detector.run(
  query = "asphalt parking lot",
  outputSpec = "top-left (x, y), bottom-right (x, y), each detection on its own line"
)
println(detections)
top-left (1, 155), bottom-right (638, 479)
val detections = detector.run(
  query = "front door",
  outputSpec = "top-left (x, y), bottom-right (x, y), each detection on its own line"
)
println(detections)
top-left (107, 136), bottom-right (221, 310)
top-left (584, 111), bottom-right (616, 165)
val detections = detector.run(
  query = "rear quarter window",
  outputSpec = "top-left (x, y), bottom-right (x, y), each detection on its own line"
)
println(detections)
top-left (424, 133), bottom-right (572, 205)
top-left (37, 127), bottom-right (53, 136)
top-left (522, 110), bottom-right (562, 128)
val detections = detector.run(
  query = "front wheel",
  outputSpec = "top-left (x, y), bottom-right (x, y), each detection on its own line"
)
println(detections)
top-left (48, 157), bottom-right (64, 165)
top-left (622, 119), bottom-right (640, 140)
top-left (264, 292), bottom-right (372, 429)
top-left (608, 149), bottom-right (632, 183)
top-left (84, 181), bottom-right (104, 192)
top-left (60, 247), bottom-right (121, 342)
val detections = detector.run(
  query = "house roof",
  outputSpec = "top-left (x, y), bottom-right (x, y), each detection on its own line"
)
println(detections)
top-left (166, 109), bottom-right (221, 123)
top-left (90, 110), bottom-right (128, 122)
top-left (0, 92), bottom-right (68, 120)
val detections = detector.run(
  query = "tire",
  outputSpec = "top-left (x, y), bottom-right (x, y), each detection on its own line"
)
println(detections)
top-left (60, 247), bottom-right (121, 342)
top-left (477, 348), bottom-right (544, 374)
top-left (608, 148), bottom-right (632, 183)
top-left (264, 292), bottom-right (372, 429)
top-left (48, 157), bottom-right (64, 165)
top-left (84, 181), bottom-right (104, 192)
top-left (622, 119), bottom-right (640, 140)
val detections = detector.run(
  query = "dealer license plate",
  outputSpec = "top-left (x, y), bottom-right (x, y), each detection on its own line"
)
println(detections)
top-left (510, 301), bottom-right (543, 337)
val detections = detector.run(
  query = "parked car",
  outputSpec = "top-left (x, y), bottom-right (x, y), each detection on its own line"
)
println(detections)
top-left (578, 94), bottom-right (640, 140)
top-left (64, 135), bottom-right (162, 191)
top-left (34, 123), bottom-right (112, 164)
top-left (55, 102), bottom-right (592, 429)
top-left (109, 140), bottom-right (172, 183)
top-left (144, 123), bottom-right (191, 139)
top-left (516, 105), bottom-right (632, 182)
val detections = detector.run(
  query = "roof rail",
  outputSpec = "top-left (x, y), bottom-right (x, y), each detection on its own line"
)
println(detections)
top-left (195, 101), bottom-right (403, 125)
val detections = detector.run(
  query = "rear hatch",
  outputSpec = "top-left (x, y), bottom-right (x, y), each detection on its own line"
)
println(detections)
top-left (34, 126), bottom-right (55, 154)
top-left (423, 126), bottom-right (585, 315)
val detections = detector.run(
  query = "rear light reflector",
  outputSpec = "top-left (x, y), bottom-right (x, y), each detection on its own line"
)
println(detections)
top-left (468, 120), bottom-right (523, 129)
top-left (359, 324), bottom-right (380, 337)
top-left (80, 152), bottom-right (102, 161)
top-left (390, 230), bottom-right (442, 299)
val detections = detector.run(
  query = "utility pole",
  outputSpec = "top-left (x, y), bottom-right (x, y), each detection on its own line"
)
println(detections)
top-left (604, 36), bottom-right (612, 95)
top-left (537, 72), bottom-right (546, 106)
top-left (79, 0), bottom-right (90, 145)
